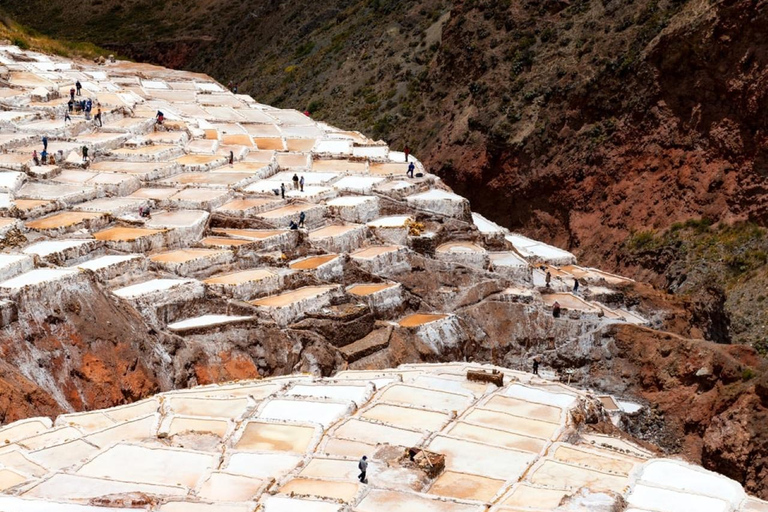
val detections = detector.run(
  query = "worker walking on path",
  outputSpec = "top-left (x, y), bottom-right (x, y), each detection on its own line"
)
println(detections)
top-left (299, 211), bottom-right (306, 228)
top-left (280, 183), bottom-right (286, 199)
top-left (299, 175), bottom-right (305, 192)
top-left (552, 301), bottom-right (561, 318)
top-left (64, 111), bottom-right (71, 124)
top-left (76, 80), bottom-right (82, 95)
top-left (407, 162), bottom-right (415, 178)
top-left (82, 145), bottom-right (89, 163)
top-left (94, 108), bottom-right (102, 127)
top-left (358, 456), bottom-right (368, 484)
top-left (292, 173), bottom-right (299, 190)
top-left (42, 136), bottom-right (48, 152)
top-left (545, 271), bottom-right (552, 288)
top-left (573, 278), bottom-right (580, 294)
top-left (404, 145), bottom-right (410, 162)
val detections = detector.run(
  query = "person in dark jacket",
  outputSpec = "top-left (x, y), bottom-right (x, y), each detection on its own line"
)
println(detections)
top-left (552, 301), bottom-right (561, 318)
top-left (358, 456), bottom-right (368, 483)
top-left (299, 211), bottom-right (306, 228)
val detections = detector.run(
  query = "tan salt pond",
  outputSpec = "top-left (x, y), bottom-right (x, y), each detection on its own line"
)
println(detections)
top-left (257, 203), bottom-right (314, 218)
top-left (551, 444), bottom-right (638, 475)
top-left (356, 489), bottom-right (480, 512)
top-left (222, 134), bottom-right (254, 146)
top-left (25, 212), bottom-right (103, 230)
top-left (398, 314), bottom-right (448, 327)
top-left (167, 396), bottom-right (250, 418)
top-left (164, 173), bottom-right (249, 186)
top-left (219, 198), bottom-right (278, 211)
top-left (212, 228), bottom-right (286, 240)
top-left (332, 419), bottom-right (423, 447)
top-left (175, 155), bottom-right (221, 165)
top-left (200, 237), bottom-right (253, 247)
top-left (501, 484), bottom-right (569, 509)
top-left (429, 471), bottom-right (505, 502)
top-left (447, 422), bottom-right (546, 453)
top-left (436, 241), bottom-right (486, 253)
top-left (309, 224), bottom-right (361, 238)
top-left (378, 385), bottom-right (470, 412)
top-left (276, 153), bottom-right (309, 168)
top-left (150, 248), bottom-right (227, 263)
top-left (114, 145), bottom-right (177, 156)
top-left (322, 438), bottom-right (376, 458)
top-left (286, 139), bottom-right (317, 152)
top-left (251, 285), bottom-right (335, 307)
top-left (94, 226), bottom-right (165, 241)
top-left (369, 163), bottom-right (408, 176)
top-left (129, 187), bottom-right (180, 200)
top-left (528, 459), bottom-right (627, 492)
top-left (205, 269), bottom-right (276, 286)
top-left (482, 395), bottom-right (563, 424)
top-left (289, 254), bottom-right (339, 270)
top-left (235, 422), bottom-right (316, 452)
top-left (279, 478), bottom-right (359, 502)
top-left (253, 138), bottom-right (285, 151)
top-left (542, 293), bottom-right (601, 313)
top-left (360, 404), bottom-right (448, 431)
top-left (348, 283), bottom-right (398, 296)
top-left (351, 246), bottom-right (400, 259)
top-left (13, 199), bottom-right (52, 211)
top-left (463, 408), bottom-right (559, 439)
top-left (312, 159), bottom-right (367, 173)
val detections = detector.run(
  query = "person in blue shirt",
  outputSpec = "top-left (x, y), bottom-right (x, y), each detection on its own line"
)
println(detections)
top-left (42, 136), bottom-right (48, 152)
top-left (407, 162), bottom-right (415, 178)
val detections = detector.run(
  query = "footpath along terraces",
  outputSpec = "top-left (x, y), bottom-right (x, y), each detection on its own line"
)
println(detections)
top-left (0, 363), bottom-right (765, 511)
top-left (1, 44), bottom-right (759, 510)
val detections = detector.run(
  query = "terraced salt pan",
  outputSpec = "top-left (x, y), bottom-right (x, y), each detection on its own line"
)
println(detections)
top-left (113, 278), bottom-right (199, 299)
top-left (167, 315), bottom-right (254, 332)
top-left (406, 189), bottom-right (468, 218)
top-left (326, 195), bottom-right (380, 223)
top-left (224, 452), bottom-right (302, 479)
top-left (259, 496), bottom-right (342, 512)
top-left (235, 421), bottom-right (317, 452)
top-left (503, 384), bottom-right (577, 409)
top-left (430, 471), bottom-right (505, 502)
top-left (250, 285), bottom-right (340, 325)
top-left (505, 233), bottom-right (577, 265)
top-left (542, 292), bottom-right (602, 314)
top-left (204, 269), bottom-right (281, 299)
top-left (290, 254), bottom-right (339, 270)
top-left (356, 489), bottom-right (483, 512)
top-left (24, 473), bottom-right (186, 501)
top-left (286, 384), bottom-right (370, 406)
top-left (308, 223), bottom-right (367, 253)
top-left (333, 175), bottom-right (386, 193)
top-left (77, 444), bottom-right (216, 488)
top-left (259, 399), bottom-right (351, 428)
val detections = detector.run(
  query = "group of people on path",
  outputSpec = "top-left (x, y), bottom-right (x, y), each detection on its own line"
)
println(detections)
top-left (288, 211), bottom-right (306, 230)
top-left (66, 81), bottom-right (103, 126)
top-left (277, 174), bottom-right (306, 199)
